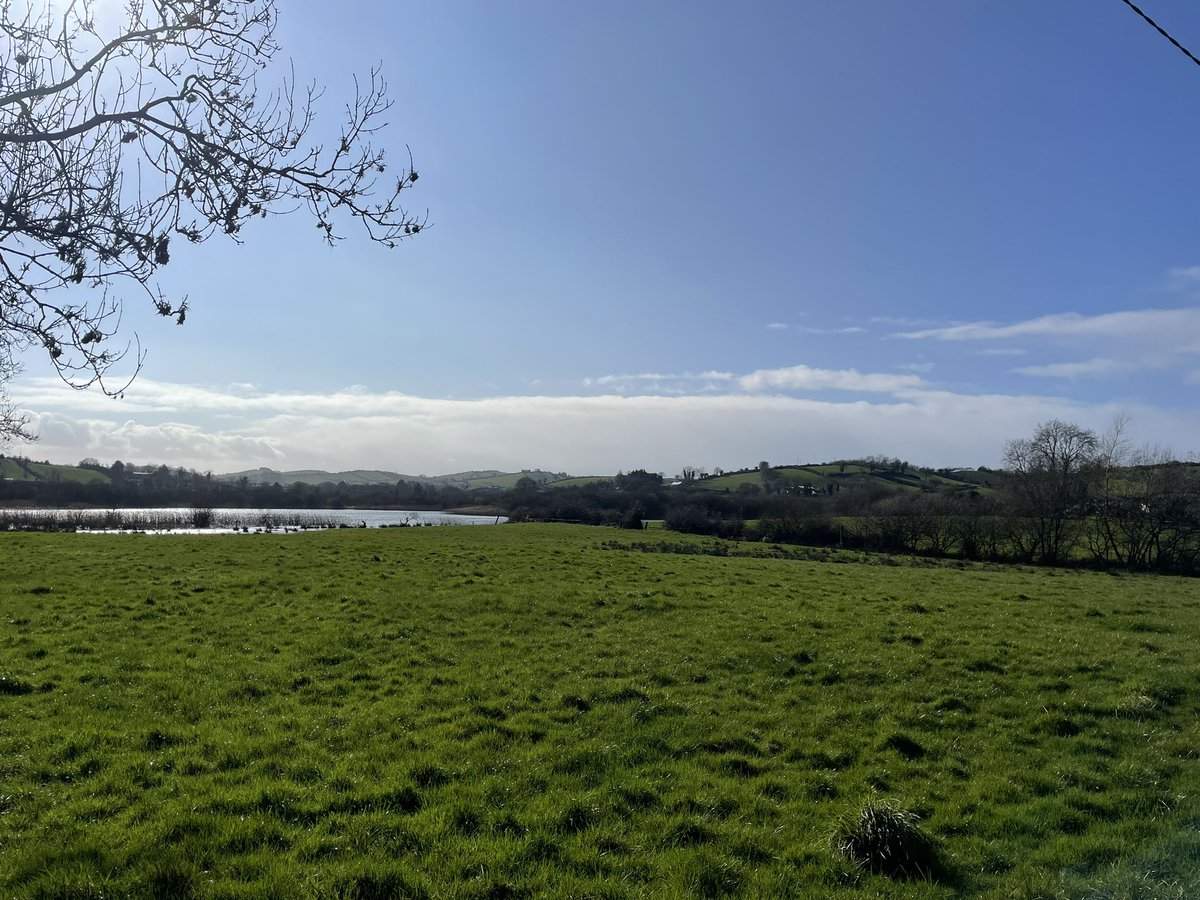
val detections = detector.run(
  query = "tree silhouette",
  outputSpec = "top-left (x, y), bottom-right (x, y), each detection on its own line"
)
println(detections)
top-left (0, 344), bottom-right (32, 444)
top-left (1003, 419), bottom-right (1098, 564)
top-left (0, 0), bottom-right (424, 437)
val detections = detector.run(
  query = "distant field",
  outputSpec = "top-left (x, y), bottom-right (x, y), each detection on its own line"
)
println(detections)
top-left (237, 469), bottom-right (405, 487)
top-left (693, 471), bottom-right (765, 490)
top-left (450, 472), bottom-right (574, 490)
top-left (0, 459), bottom-right (111, 485)
top-left (696, 466), bottom-right (833, 492)
top-left (461, 473), bottom-right (541, 490)
top-left (2, 525), bottom-right (1198, 897)
top-left (546, 476), bottom-right (614, 489)
top-left (0, 458), bottom-right (29, 481)
top-left (697, 464), bottom-right (994, 495)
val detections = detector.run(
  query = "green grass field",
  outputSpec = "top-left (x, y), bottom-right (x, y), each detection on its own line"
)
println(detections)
top-left (0, 458), bottom-right (111, 485)
top-left (460, 474), bottom-right (544, 490)
top-left (2, 525), bottom-right (1199, 898)
top-left (545, 477), bottom-right (615, 489)
top-left (695, 465), bottom-right (999, 496)
top-left (689, 471), bottom-right (767, 491)
top-left (692, 465), bottom-right (891, 493)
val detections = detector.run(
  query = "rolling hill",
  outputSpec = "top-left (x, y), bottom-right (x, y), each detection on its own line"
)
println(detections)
top-left (690, 463), bottom-right (1009, 494)
top-left (217, 467), bottom-right (571, 488)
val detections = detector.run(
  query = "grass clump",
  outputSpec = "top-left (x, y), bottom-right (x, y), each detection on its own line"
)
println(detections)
top-left (833, 797), bottom-right (942, 881)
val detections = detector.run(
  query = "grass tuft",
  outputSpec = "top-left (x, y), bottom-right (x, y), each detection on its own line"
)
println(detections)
top-left (833, 797), bottom-right (943, 881)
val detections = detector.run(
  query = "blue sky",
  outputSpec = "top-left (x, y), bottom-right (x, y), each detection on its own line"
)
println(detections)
top-left (12, 0), bottom-right (1200, 475)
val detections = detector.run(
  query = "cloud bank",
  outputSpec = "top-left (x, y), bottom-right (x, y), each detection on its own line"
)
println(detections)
top-left (11, 297), bottom-right (1199, 475)
top-left (12, 373), bottom-right (1196, 476)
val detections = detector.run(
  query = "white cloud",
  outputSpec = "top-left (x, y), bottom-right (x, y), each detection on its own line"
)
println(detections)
top-left (870, 316), bottom-right (924, 326)
top-left (583, 371), bottom-right (735, 394)
top-left (738, 364), bottom-right (925, 393)
top-left (588, 371), bottom-right (735, 385)
top-left (892, 307), bottom-right (1200, 344)
top-left (1169, 266), bottom-right (1200, 288)
top-left (11, 375), bottom-right (1200, 476)
top-left (794, 325), bottom-right (866, 335)
top-left (766, 322), bottom-right (788, 330)
top-left (25, 412), bottom-right (285, 471)
top-left (584, 364), bottom-right (925, 396)
top-left (0, 387), bottom-right (1020, 473)
top-left (1013, 358), bottom-right (1131, 379)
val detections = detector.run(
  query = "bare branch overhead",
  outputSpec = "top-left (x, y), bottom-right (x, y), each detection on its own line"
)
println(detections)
top-left (0, 0), bottom-right (424, 401)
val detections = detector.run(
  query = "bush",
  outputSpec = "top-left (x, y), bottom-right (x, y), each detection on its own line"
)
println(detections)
top-left (663, 505), bottom-right (744, 539)
top-left (620, 505), bottom-right (646, 530)
top-left (833, 797), bottom-right (942, 880)
top-left (752, 516), bottom-right (842, 547)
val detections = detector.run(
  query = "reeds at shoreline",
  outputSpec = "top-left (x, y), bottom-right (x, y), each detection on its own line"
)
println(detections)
top-left (0, 508), bottom-right (341, 533)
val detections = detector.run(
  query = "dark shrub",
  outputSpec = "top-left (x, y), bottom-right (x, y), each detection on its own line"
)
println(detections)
top-left (833, 798), bottom-right (942, 880)
top-left (663, 506), bottom-right (744, 539)
top-left (754, 516), bottom-right (842, 547)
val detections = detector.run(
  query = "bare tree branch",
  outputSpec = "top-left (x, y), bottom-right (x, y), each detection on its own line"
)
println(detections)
top-left (0, 339), bottom-right (34, 446)
top-left (0, 0), bottom-right (425, 437)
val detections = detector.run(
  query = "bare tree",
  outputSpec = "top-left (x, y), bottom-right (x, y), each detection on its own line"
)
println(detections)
top-left (0, 342), bottom-right (33, 445)
top-left (1003, 420), bottom-right (1098, 564)
top-left (0, 0), bottom-right (424, 425)
top-left (859, 492), bottom-right (921, 553)
top-left (952, 491), bottom-right (1011, 561)
top-left (1089, 426), bottom-right (1200, 571)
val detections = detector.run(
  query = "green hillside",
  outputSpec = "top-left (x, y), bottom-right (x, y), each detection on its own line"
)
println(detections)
top-left (546, 476), bottom-right (615, 488)
top-left (222, 468), bottom-right (416, 486)
top-left (443, 469), bottom-right (511, 485)
top-left (221, 468), bottom-right (570, 489)
top-left (458, 471), bottom-right (565, 489)
top-left (0, 458), bottom-right (111, 485)
top-left (692, 463), bottom-right (994, 495)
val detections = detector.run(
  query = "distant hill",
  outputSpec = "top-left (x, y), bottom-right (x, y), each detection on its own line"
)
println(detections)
top-left (217, 467), bottom-right (573, 488)
top-left (547, 476), bottom-right (616, 488)
top-left (0, 455), bottom-right (1014, 497)
top-left (457, 471), bottom-right (576, 489)
top-left (219, 467), bottom-right (414, 486)
top-left (0, 458), bottom-right (112, 485)
top-left (690, 463), bottom-right (1010, 495)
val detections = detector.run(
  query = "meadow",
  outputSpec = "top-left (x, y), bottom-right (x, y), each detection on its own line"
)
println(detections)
top-left (1, 524), bottom-right (1199, 898)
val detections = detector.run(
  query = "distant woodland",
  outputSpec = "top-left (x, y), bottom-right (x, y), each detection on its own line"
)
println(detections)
top-left (2, 420), bottom-right (1199, 574)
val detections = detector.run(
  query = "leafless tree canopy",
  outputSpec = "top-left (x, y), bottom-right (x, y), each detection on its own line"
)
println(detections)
top-left (1003, 419), bottom-right (1100, 564)
top-left (0, 0), bottom-right (423, 415)
top-left (0, 340), bottom-right (32, 443)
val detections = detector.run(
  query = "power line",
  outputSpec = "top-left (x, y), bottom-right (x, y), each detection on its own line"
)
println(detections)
top-left (1119, 0), bottom-right (1200, 70)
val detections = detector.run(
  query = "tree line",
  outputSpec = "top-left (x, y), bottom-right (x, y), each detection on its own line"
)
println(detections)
top-left (663, 420), bottom-right (1200, 575)
top-left (0, 458), bottom-right (485, 512)
top-left (3, 421), bottom-right (1197, 573)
